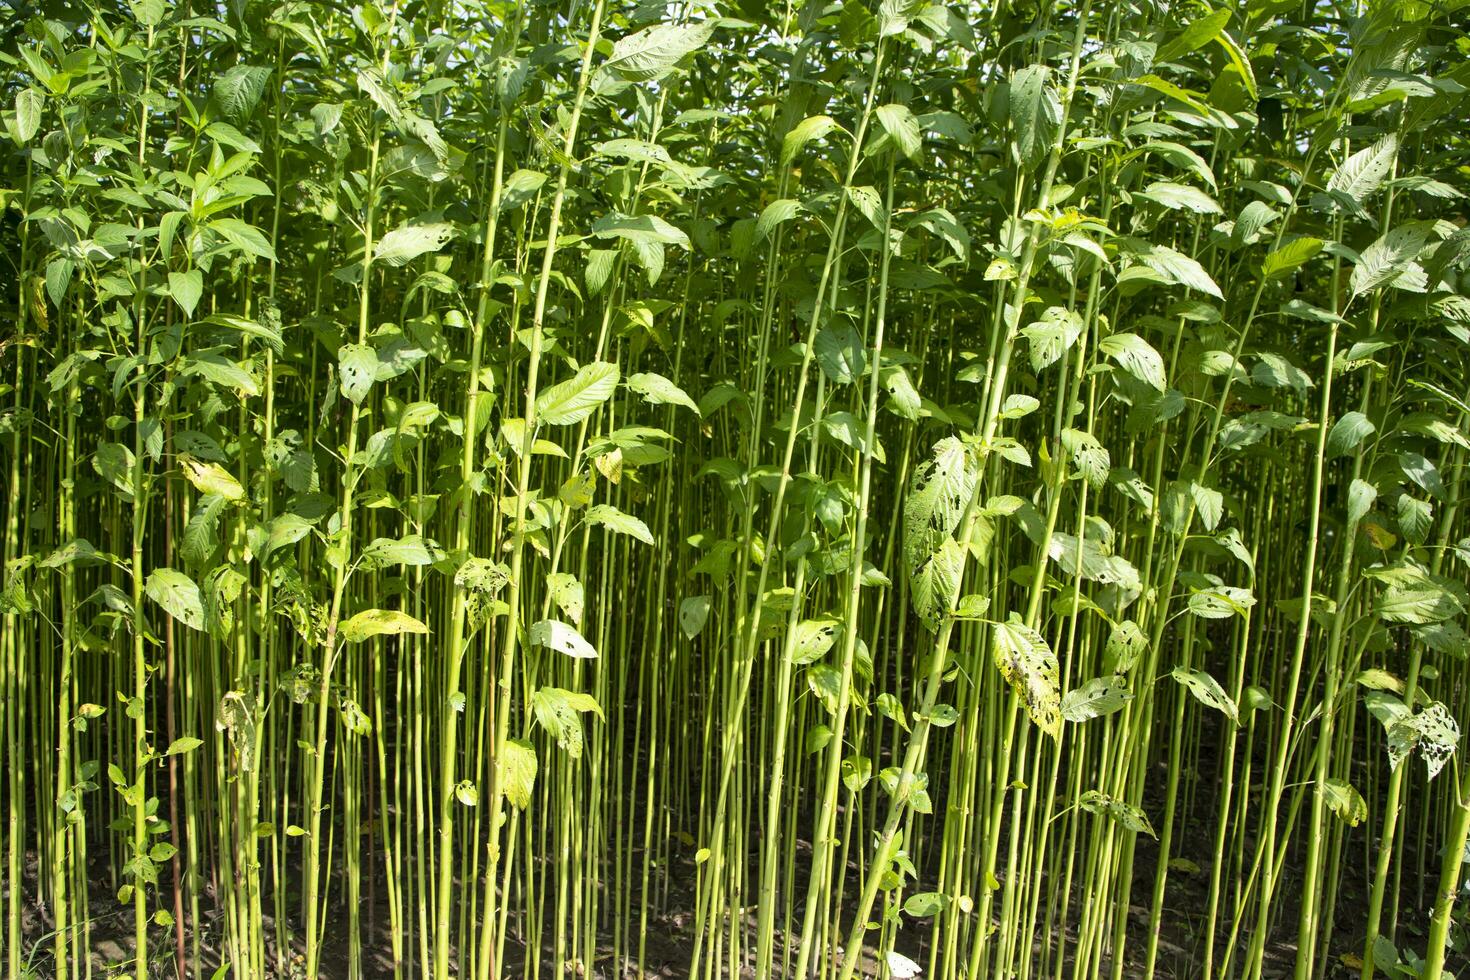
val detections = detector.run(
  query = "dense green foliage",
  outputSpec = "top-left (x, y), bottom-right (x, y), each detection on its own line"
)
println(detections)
top-left (3, 0), bottom-right (1470, 977)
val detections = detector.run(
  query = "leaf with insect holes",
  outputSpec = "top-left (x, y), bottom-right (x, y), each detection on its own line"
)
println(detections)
top-left (1187, 585), bottom-right (1255, 620)
top-left (1079, 791), bottom-right (1156, 837)
top-left (1319, 779), bottom-right (1367, 826)
top-left (903, 437), bottom-right (977, 576)
top-left (993, 619), bottom-right (1061, 738)
top-left (1021, 306), bottom-right (1086, 371)
top-left (1386, 702), bottom-right (1460, 780)
top-left (1171, 666), bottom-right (1239, 725)
top-left (546, 573), bottom-right (584, 625)
top-left (886, 951), bottom-right (923, 978)
top-left (911, 539), bottom-right (966, 631)
top-left (1062, 677), bottom-right (1134, 723)
top-left (499, 738), bottom-right (537, 809)
top-left (1100, 333), bottom-right (1167, 391)
top-left (338, 344), bottom-right (377, 406)
top-left (456, 557), bottom-right (511, 594)
top-left (341, 609), bottom-right (430, 643)
top-left (1060, 429), bottom-right (1109, 488)
top-left (362, 535), bottom-right (443, 566)
top-left (179, 456), bottom-right (244, 501)
top-left (680, 596), bottom-right (712, 639)
top-left (530, 687), bottom-right (603, 759)
top-left (146, 568), bottom-right (206, 632)
top-left (529, 619), bottom-right (598, 659)
top-left (789, 618), bottom-right (841, 665)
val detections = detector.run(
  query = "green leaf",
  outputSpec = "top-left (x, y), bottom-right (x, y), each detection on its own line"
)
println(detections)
top-left (605, 20), bottom-right (716, 82)
top-left (1350, 223), bottom-right (1430, 298)
top-left (374, 223), bottom-right (456, 267)
top-left (903, 892), bottom-right (950, 918)
top-left (1123, 239), bottom-right (1223, 299)
top-left (1156, 7), bottom-right (1230, 63)
top-left (164, 736), bottom-right (203, 756)
top-left (168, 269), bottom-right (202, 317)
top-left (814, 323), bottom-right (867, 385)
top-left (1261, 237), bottom-right (1323, 280)
top-left (1326, 411), bottom-right (1375, 459)
top-left (781, 115), bottom-right (841, 166)
top-left (1009, 65), bottom-right (1061, 169)
top-left (1137, 181), bottom-right (1221, 214)
top-left (212, 64), bottom-right (273, 121)
top-left (627, 372), bottom-right (699, 414)
top-left (593, 212), bottom-right (690, 248)
top-left (500, 169), bottom-right (547, 213)
top-left (1348, 478), bottom-right (1377, 525)
top-left (755, 199), bottom-right (803, 242)
top-left (1326, 134), bottom-right (1398, 205)
top-left (1375, 585), bottom-right (1462, 625)
top-left (875, 103), bottom-right (922, 159)
top-left (13, 88), bottom-right (42, 144)
top-left (209, 218), bottom-right (275, 261)
top-left (584, 504), bottom-right (655, 546)
top-left (145, 568), bottom-right (206, 632)
top-left (341, 609), bottom-right (430, 643)
top-left (535, 361), bottom-right (619, 426)
top-left (1189, 483), bottom-right (1224, 531)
